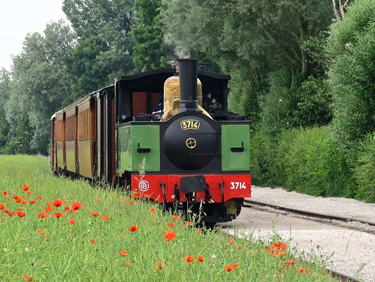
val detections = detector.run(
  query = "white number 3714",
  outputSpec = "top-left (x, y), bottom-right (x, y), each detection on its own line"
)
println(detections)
top-left (230, 182), bottom-right (247, 189)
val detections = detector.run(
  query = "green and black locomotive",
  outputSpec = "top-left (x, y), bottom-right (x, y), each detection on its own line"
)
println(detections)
top-left (51, 59), bottom-right (251, 224)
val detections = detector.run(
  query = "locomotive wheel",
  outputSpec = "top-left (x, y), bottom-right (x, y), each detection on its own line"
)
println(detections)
top-left (224, 198), bottom-right (243, 217)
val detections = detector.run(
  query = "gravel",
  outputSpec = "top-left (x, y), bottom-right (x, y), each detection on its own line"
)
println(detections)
top-left (219, 186), bottom-right (375, 282)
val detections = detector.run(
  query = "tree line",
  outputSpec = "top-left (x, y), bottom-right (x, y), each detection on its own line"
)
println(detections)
top-left (1, 0), bottom-right (375, 201)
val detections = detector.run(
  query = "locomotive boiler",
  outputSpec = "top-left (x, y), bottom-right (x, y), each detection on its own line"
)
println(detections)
top-left (50, 59), bottom-right (251, 225)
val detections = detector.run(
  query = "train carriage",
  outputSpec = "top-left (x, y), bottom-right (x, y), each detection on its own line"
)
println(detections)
top-left (51, 59), bottom-right (251, 224)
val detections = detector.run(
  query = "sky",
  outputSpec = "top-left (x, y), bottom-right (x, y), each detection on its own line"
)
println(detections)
top-left (0, 0), bottom-right (67, 70)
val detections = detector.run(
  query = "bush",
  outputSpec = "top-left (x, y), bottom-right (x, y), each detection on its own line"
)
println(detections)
top-left (354, 133), bottom-right (375, 202)
top-left (283, 127), bottom-right (354, 197)
top-left (251, 126), bottom-right (355, 197)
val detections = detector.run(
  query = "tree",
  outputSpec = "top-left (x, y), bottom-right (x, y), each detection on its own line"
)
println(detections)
top-left (0, 69), bottom-right (12, 150)
top-left (328, 0), bottom-right (375, 157)
top-left (132, 0), bottom-right (172, 71)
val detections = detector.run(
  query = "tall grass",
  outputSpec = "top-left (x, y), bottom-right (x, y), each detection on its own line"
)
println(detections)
top-left (0, 155), bottom-right (336, 281)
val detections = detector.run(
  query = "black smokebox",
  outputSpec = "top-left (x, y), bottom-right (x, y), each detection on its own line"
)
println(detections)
top-left (178, 59), bottom-right (198, 112)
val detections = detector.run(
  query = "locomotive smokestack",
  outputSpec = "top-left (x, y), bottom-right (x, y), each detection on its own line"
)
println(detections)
top-left (178, 59), bottom-right (198, 112)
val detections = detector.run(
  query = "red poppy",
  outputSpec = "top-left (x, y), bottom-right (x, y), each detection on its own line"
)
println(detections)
top-left (37, 196), bottom-right (43, 200)
top-left (224, 265), bottom-right (234, 271)
top-left (232, 262), bottom-right (240, 269)
top-left (22, 275), bottom-right (33, 281)
top-left (197, 255), bottom-right (204, 262)
top-left (15, 198), bottom-right (22, 203)
top-left (17, 208), bottom-right (23, 211)
top-left (16, 211), bottom-right (26, 217)
top-left (0, 203), bottom-right (5, 210)
top-left (53, 212), bottom-right (63, 218)
top-left (124, 263), bottom-right (132, 267)
top-left (68, 219), bottom-right (75, 224)
top-left (7, 211), bottom-right (15, 216)
top-left (21, 200), bottom-right (27, 205)
top-left (167, 223), bottom-right (175, 228)
top-left (53, 199), bottom-right (63, 208)
top-left (45, 206), bottom-right (54, 212)
top-left (155, 262), bottom-right (164, 269)
top-left (22, 185), bottom-right (29, 191)
top-left (163, 230), bottom-right (176, 241)
top-left (101, 215), bottom-right (110, 222)
top-left (129, 226), bottom-right (138, 232)
top-left (184, 256), bottom-right (194, 263)
top-left (150, 208), bottom-right (156, 213)
top-left (96, 199), bottom-right (101, 203)
top-left (64, 206), bottom-right (70, 213)
top-left (38, 212), bottom-right (48, 218)
top-left (127, 199), bottom-right (134, 205)
top-left (72, 202), bottom-right (82, 211)
top-left (297, 267), bottom-right (309, 274)
top-left (284, 260), bottom-right (295, 266)
top-left (119, 250), bottom-right (128, 257)
top-left (29, 200), bottom-right (36, 204)
top-left (183, 221), bottom-right (193, 227)
top-left (90, 238), bottom-right (99, 244)
top-left (13, 195), bottom-right (19, 200)
top-left (2, 190), bottom-right (7, 196)
top-left (172, 215), bottom-right (179, 220)
top-left (26, 191), bottom-right (31, 195)
top-left (91, 211), bottom-right (100, 217)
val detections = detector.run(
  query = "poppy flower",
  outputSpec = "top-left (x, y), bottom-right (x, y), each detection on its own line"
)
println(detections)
top-left (150, 208), bottom-right (156, 213)
top-left (194, 230), bottom-right (201, 235)
top-left (53, 212), bottom-right (63, 218)
top-left (127, 199), bottom-right (134, 205)
top-left (172, 215), bottom-right (179, 220)
top-left (29, 200), bottom-right (36, 204)
top-left (129, 226), bottom-right (138, 232)
top-left (155, 262), bottom-right (164, 269)
top-left (26, 191), bottom-right (32, 195)
top-left (64, 206), bottom-right (70, 213)
top-left (124, 263), bottom-right (132, 267)
top-left (90, 238), bottom-right (99, 244)
top-left (284, 260), bottom-right (295, 266)
top-left (53, 199), bottom-right (63, 208)
top-left (38, 212), bottom-right (48, 218)
top-left (197, 255), bottom-right (204, 262)
top-left (0, 203), bottom-right (5, 210)
top-left (91, 212), bottom-right (100, 217)
top-left (16, 211), bottom-right (26, 217)
top-left (15, 198), bottom-right (22, 203)
top-left (13, 195), bottom-right (19, 200)
top-left (7, 211), bottom-right (15, 216)
top-left (101, 215), bottom-right (110, 222)
top-left (17, 208), bottom-right (23, 211)
top-left (119, 250), bottom-right (128, 257)
top-left (232, 262), bottom-right (240, 269)
top-left (22, 185), bottom-right (29, 191)
top-left (21, 200), bottom-right (27, 205)
top-left (45, 206), bottom-right (54, 212)
top-left (167, 223), bottom-right (175, 228)
top-left (72, 202), bottom-right (82, 211)
top-left (224, 265), bottom-right (234, 271)
top-left (68, 219), bottom-right (75, 224)
top-left (37, 230), bottom-right (47, 236)
top-left (22, 275), bottom-right (33, 281)
top-left (184, 221), bottom-right (193, 227)
top-left (37, 196), bottom-right (43, 200)
top-left (2, 190), bottom-right (7, 196)
top-left (184, 256), bottom-right (194, 263)
top-left (96, 199), bottom-right (101, 203)
top-left (297, 267), bottom-right (309, 274)
top-left (163, 230), bottom-right (176, 242)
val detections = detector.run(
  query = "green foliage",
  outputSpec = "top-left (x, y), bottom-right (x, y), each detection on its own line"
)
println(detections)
top-left (354, 133), bottom-right (375, 202)
top-left (328, 0), bottom-right (375, 159)
top-left (251, 127), bottom-right (354, 197)
top-left (132, 0), bottom-right (172, 71)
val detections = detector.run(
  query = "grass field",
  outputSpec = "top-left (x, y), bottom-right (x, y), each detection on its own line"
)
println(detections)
top-left (0, 155), bottom-right (337, 281)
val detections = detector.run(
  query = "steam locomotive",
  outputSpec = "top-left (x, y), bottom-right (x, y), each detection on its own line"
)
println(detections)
top-left (50, 59), bottom-right (251, 224)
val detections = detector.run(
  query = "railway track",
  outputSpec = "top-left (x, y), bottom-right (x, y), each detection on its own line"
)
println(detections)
top-left (241, 199), bottom-right (371, 282)
top-left (243, 199), bottom-right (375, 234)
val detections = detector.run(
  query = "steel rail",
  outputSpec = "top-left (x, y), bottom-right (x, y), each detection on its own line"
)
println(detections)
top-left (243, 199), bottom-right (375, 227)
